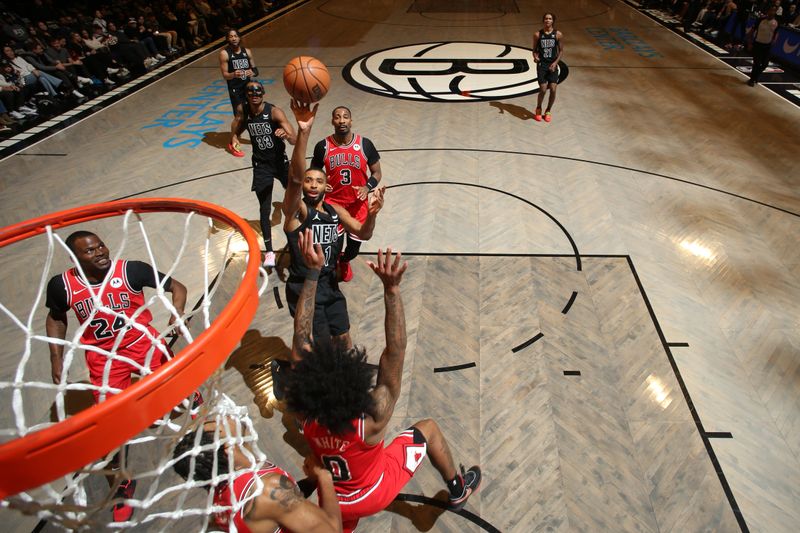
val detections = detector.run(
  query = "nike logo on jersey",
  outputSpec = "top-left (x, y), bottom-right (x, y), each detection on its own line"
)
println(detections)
top-left (72, 288), bottom-right (87, 295)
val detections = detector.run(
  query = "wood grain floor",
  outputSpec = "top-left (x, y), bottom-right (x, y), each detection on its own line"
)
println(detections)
top-left (1, 0), bottom-right (799, 531)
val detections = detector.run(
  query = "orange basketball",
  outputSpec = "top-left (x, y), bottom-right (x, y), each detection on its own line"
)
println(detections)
top-left (283, 56), bottom-right (330, 103)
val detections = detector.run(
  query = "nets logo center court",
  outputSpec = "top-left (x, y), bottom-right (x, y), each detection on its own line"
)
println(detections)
top-left (343, 41), bottom-right (566, 103)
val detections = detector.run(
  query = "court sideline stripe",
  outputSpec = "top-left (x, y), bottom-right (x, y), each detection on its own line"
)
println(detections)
top-left (626, 256), bottom-right (749, 532)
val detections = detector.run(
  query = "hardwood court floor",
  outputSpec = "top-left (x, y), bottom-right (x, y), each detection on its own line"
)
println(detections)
top-left (1, 0), bottom-right (799, 531)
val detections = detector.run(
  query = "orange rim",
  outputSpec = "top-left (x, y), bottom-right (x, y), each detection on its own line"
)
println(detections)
top-left (0, 198), bottom-right (261, 499)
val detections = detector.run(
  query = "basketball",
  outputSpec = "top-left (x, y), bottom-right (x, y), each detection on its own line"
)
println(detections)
top-left (283, 56), bottom-right (330, 103)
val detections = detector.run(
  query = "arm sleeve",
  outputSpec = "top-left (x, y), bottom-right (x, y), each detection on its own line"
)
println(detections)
top-left (45, 275), bottom-right (69, 312)
top-left (362, 137), bottom-right (380, 165)
top-left (310, 140), bottom-right (326, 169)
top-left (125, 260), bottom-right (173, 291)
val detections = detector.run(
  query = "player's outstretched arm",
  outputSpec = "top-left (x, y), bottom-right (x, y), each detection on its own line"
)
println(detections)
top-left (331, 186), bottom-right (385, 240)
top-left (45, 310), bottom-right (68, 384)
top-left (365, 248), bottom-right (408, 435)
top-left (292, 228), bottom-right (323, 363)
top-left (248, 472), bottom-right (342, 533)
top-left (283, 99), bottom-right (318, 220)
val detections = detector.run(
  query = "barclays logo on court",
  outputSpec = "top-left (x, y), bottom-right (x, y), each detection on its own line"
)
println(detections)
top-left (343, 42), bottom-right (545, 102)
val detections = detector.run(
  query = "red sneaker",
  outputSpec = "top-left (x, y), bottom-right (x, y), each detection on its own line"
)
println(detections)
top-left (228, 142), bottom-right (245, 157)
top-left (544, 112), bottom-right (552, 123)
top-left (112, 479), bottom-right (137, 522)
top-left (338, 261), bottom-right (353, 283)
top-left (534, 108), bottom-right (542, 121)
top-left (190, 390), bottom-right (204, 420)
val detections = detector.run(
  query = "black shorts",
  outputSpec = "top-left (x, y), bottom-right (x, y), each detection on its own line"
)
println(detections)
top-left (252, 157), bottom-right (289, 193)
top-left (537, 62), bottom-right (559, 85)
top-left (286, 275), bottom-right (350, 338)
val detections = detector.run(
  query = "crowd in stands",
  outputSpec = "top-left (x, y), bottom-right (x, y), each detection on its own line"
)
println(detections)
top-left (1, 0), bottom-right (289, 136)
top-left (643, 0), bottom-right (800, 39)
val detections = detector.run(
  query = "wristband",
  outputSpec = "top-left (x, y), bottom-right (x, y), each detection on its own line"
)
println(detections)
top-left (367, 176), bottom-right (379, 191)
top-left (305, 269), bottom-right (320, 281)
top-left (251, 66), bottom-right (259, 77)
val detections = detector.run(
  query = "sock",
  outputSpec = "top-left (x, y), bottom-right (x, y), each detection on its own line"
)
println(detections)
top-left (447, 474), bottom-right (464, 497)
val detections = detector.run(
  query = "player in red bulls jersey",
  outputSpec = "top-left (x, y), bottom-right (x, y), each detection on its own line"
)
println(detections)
top-left (173, 418), bottom-right (343, 533)
top-left (311, 106), bottom-right (382, 283)
top-left (44, 230), bottom-right (190, 521)
top-left (284, 230), bottom-right (482, 532)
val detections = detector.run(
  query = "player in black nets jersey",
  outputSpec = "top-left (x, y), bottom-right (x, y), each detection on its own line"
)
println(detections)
top-left (231, 81), bottom-right (296, 267)
top-left (532, 13), bottom-right (563, 123)
top-left (282, 99), bottom-right (385, 347)
top-left (219, 29), bottom-right (258, 116)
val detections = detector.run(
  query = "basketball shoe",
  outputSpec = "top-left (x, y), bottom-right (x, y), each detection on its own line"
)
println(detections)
top-left (190, 390), bottom-right (204, 420)
top-left (112, 479), bottom-right (137, 522)
top-left (534, 108), bottom-right (542, 121)
top-left (228, 142), bottom-right (245, 157)
top-left (448, 465), bottom-right (482, 511)
top-left (544, 111), bottom-right (552, 123)
top-left (338, 261), bottom-right (353, 282)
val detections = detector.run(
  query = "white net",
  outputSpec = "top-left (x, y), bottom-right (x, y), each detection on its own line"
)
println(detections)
top-left (0, 205), bottom-right (277, 531)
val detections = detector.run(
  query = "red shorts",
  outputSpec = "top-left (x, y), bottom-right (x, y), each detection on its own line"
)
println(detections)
top-left (328, 199), bottom-right (368, 241)
top-left (337, 429), bottom-right (428, 533)
top-left (85, 329), bottom-right (169, 402)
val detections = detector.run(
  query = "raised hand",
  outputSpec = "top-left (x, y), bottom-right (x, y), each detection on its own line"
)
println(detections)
top-left (290, 99), bottom-right (318, 131)
top-left (367, 247), bottom-right (407, 289)
top-left (298, 228), bottom-right (325, 271)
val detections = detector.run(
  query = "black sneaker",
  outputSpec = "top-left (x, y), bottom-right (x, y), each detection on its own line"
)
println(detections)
top-left (448, 465), bottom-right (481, 511)
top-left (112, 478), bottom-right (137, 522)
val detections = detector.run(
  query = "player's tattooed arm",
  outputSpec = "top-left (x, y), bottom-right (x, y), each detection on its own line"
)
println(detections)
top-left (292, 228), bottom-right (322, 363)
top-left (253, 470), bottom-right (342, 532)
top-left (366, 248), bottom-right (408, 430)
top-left (270, 475), bottom-right (304, 509)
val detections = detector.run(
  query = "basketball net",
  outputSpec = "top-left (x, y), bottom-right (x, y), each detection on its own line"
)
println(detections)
top-left (0, 204), bottom-right (275, 530)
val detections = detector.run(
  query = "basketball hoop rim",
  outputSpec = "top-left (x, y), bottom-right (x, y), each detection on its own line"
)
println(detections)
top-left (0, 198), bottom-right (262, 499)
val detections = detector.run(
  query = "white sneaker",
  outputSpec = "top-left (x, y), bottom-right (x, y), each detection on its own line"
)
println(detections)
top-left (20, 108), bottom-right (38, 116)
top-left (263, 251), bottom-right (276, 267)
top-left (77, 76), bottom-right (92, 86)
top-left (104, 78), bottom-right (116, 86)
top-left (106, 67), bottom-right (120, 74)
top-left (72, 90), bottom-right (86, 99)
top-left (19, 105), bottom-right (37, 113)
top-left (9, 110), bottom-right (25, 119)
top-left (155, 54), bottom-right (166, 60)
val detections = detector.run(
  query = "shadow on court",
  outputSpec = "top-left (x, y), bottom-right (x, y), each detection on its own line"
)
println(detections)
top-left (386, 489), bottom-right (449, 531)
top-left (226, 330), bottom-right (289, 419)
top-left (201, 131), bottom-right (251, 150)
top-left (489, 101), bottom-right (537, 121)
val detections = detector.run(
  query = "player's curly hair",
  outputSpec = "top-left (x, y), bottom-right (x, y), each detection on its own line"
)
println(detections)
top-left (172, 430), bottom-right (229, 485)
top-left (284, 340), bottom-right (376, 436)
